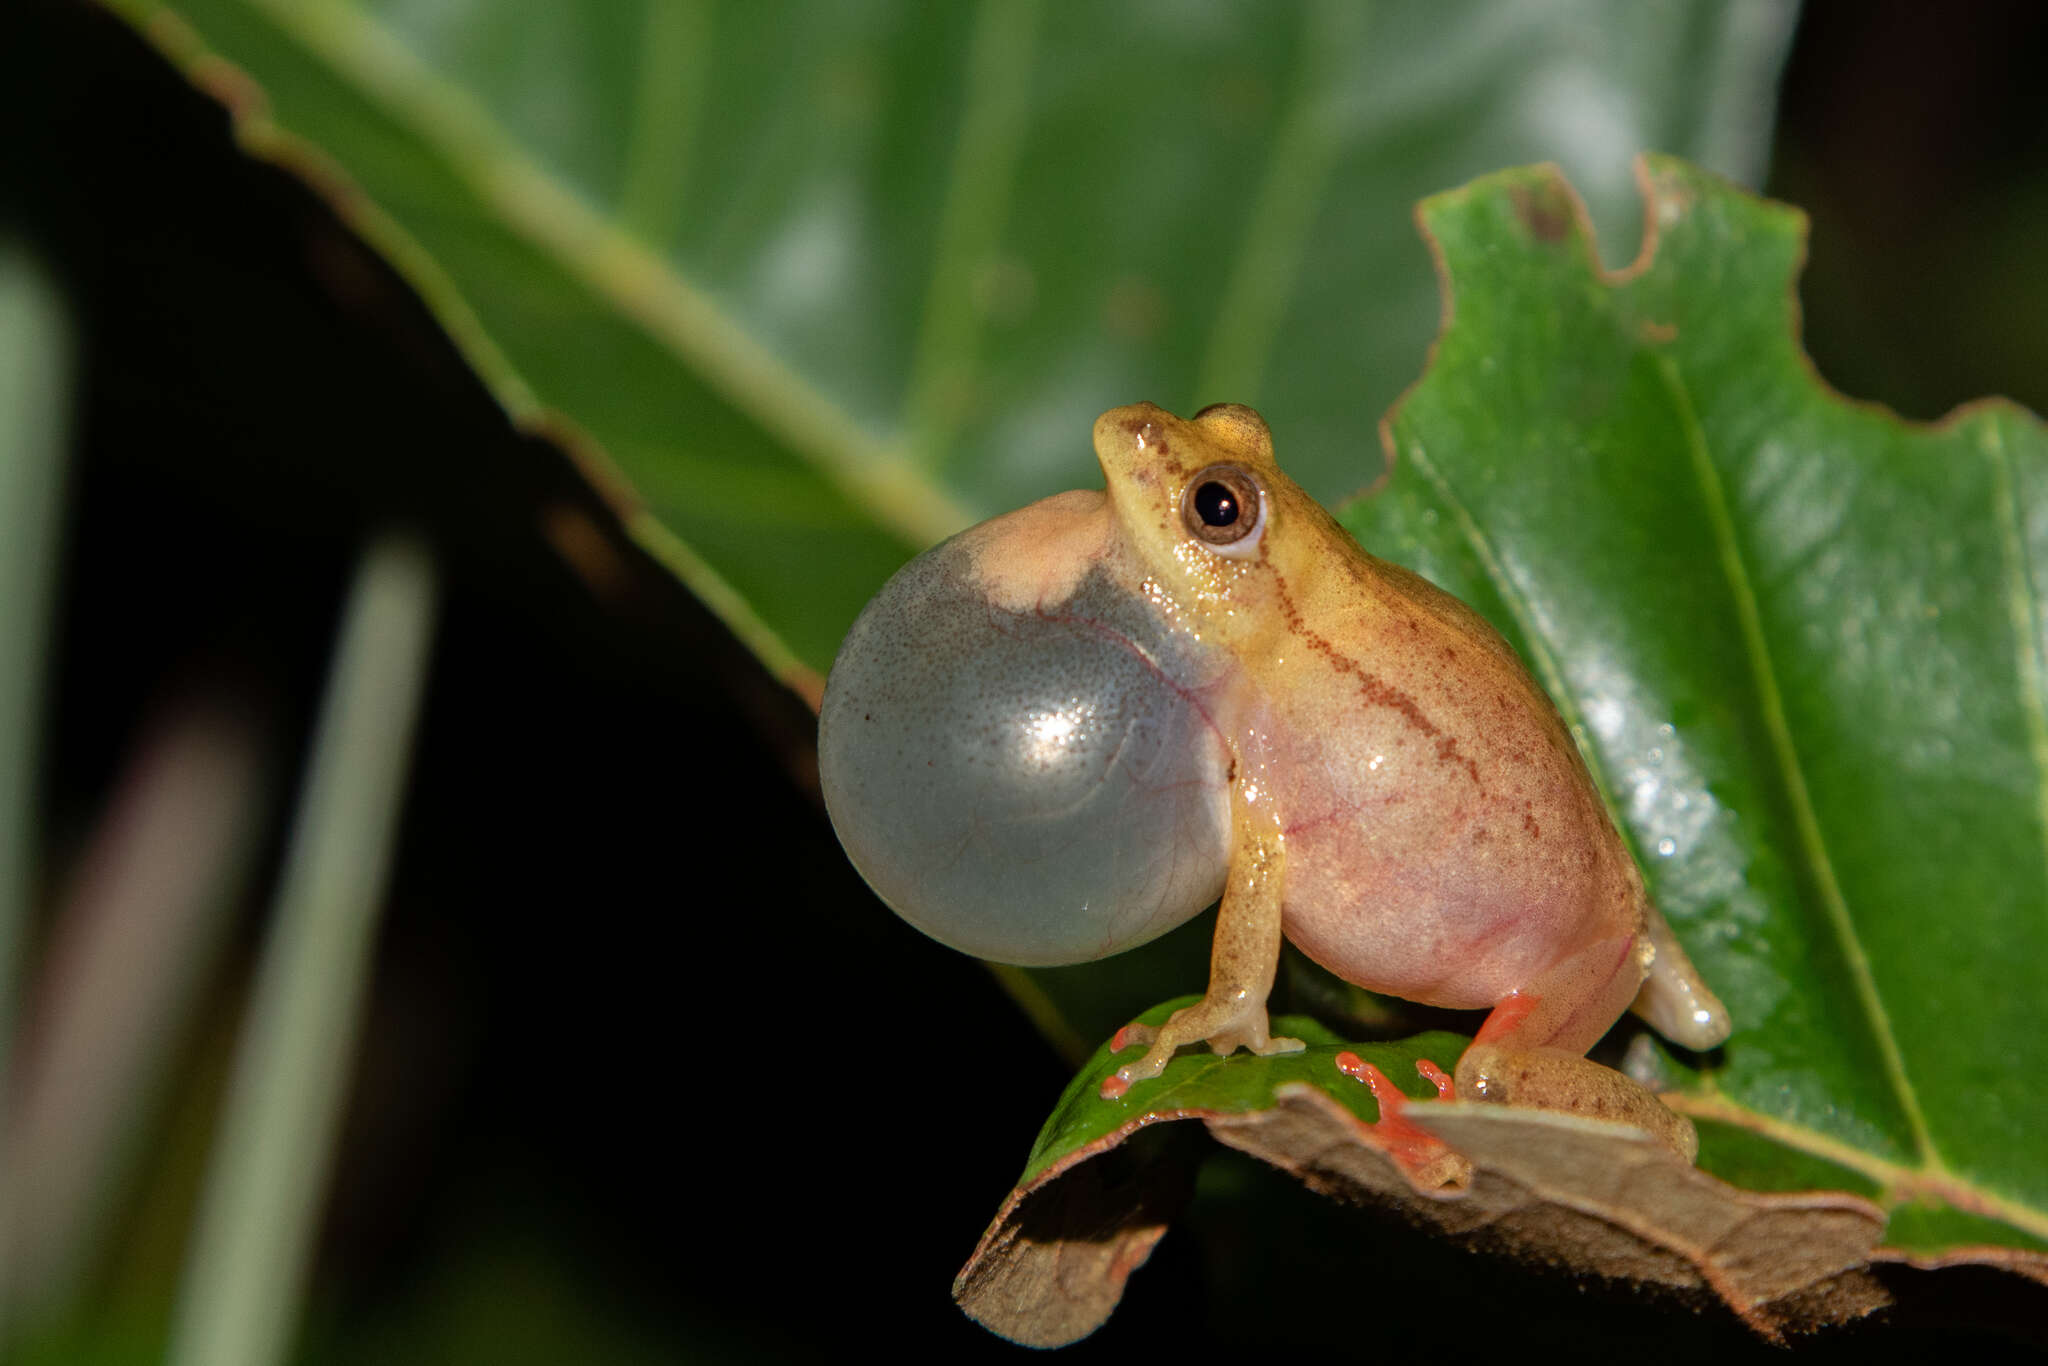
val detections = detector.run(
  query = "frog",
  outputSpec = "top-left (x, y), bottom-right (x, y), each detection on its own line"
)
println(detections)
top-left (817, 401), bottom-right (1729, 1158)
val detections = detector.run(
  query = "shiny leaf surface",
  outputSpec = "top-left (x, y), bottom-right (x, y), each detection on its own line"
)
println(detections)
top-left (1346, 156), bottom-right (2048, 1258)
top-left (1018, 1000), bottom-right (1463, 1186)
top-left (967, 159), bottom-right (2048, 1346)
top-left (105, 0), bottom-right (1794, 691)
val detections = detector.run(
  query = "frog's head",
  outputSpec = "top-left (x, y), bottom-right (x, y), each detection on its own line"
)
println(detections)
top-left (1091, 401), bottom-right (1321, 638)
top-left (816, 402), bottom-right (1327, 967)
top-left (815, 405), bottom-right (1254, 968)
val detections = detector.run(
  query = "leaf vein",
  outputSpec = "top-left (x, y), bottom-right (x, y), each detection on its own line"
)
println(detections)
top-left (1668, 1090), bottom-right (2048, 1244)
top-left (617, 0), bottom-right (711, 249)
top-left (902, 0), bottom-right (1042, 472)
top-left (1191, 0), bottom-right (1358, 407)
top-left (1984, 414), bottom-right (2048, 919)
top-left (1655, 354), bottom-right (1939, 1168)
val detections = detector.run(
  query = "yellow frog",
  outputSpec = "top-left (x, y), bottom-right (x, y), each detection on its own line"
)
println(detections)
top-left (818, 402), bottom-right (1728, 1156)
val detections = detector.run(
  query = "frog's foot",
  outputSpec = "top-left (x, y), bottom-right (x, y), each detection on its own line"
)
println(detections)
top-left (1334, 1053), bottom-right (1471, 1190)
top-left (1414, 1056), bottom-right (1455, 1100)
top-left (1109, 1021), bottom-right (1156, 1053)
top-left (1100, 999), bottom-right (1305, 1099)
top-left (1455, 1042), bottom-right (1698, 1161)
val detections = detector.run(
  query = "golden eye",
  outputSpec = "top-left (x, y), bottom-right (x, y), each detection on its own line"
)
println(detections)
top-left (1180, 464), bottom-right (1266, 557)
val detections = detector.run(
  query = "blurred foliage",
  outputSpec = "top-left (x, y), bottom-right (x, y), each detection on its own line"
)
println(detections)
top-left (107, 0), bottom-right (1795, 685)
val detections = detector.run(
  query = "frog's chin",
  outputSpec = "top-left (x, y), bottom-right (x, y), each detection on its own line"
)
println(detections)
top-left (818, 527), bottom-right (1233, 966)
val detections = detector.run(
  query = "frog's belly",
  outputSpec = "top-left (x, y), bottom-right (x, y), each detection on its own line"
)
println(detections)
top-left (1273, 773), bottom-right (1641, 1011)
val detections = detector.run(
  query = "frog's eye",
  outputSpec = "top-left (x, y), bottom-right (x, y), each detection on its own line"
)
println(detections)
top-left (1181, 464), bottom-right (1266, 557)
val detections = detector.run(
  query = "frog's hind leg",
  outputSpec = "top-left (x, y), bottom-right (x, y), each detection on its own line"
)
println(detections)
top-left (1453, 933), bottom-right (1700, 1160)
top-left (1630, 901), bottom-right (1731, 1051)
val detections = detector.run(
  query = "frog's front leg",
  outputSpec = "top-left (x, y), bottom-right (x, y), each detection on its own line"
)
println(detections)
top-left (1452, 933), bottom-right (1700, 1159)
top-left (1103, 782), bottom-right (1304, 1098)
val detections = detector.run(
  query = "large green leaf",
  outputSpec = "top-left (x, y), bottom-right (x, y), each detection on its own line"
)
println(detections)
top-left (960, 159), bottom-right (2048, 1344)
top-left (104, 0), bottom-right (1794, 693)
top-left (1016, 1001), bottom-right (1465, 1187)
top-left (1352, 155), bottom-right (2048, 1254)
top-left (116, 0), bottom-right (2048, 1327)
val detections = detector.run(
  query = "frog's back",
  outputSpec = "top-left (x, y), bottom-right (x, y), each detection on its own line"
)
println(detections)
top-left (1254, 548), bottom-right (1646, 1010)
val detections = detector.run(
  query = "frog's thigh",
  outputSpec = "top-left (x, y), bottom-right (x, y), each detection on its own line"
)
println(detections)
top-left (1471, 932), bottom-right (1647, 1057)
top-left (1454, 934), bottom-right (1698, 1160)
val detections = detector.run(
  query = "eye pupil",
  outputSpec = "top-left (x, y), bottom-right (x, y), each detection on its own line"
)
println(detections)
top-left (1179, 463), bottom-right (1264, 552)
top-left (1194, 481), bottom-right (1239, 527)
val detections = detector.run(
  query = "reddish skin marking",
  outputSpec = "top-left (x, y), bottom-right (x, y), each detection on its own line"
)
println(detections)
top-left (1100, 1073), bottom-right (1131, 1100)
top-left (1432, 735), bottom-right (1481, 785)
top-left (1474, 990), bottom-right (1539, 1044)
top-left (1416, 1058), bottom-right (1454, 1100)
top-left (1122, 416), bottom-right (1180, 469)
top-left (1334, 1053), bottom-right (1456, 1175)
top-left (1111, 1024), bottom-right (1141, 1052)
top-left (1269, 571), bottom-right (1483, 789)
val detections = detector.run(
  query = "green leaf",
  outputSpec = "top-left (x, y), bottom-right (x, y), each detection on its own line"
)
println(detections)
top-left (969, 996), bottom-right (1934, 1344)
top-left (965, 160), bottom-right (2048, 1346)
top-left (956, 1001), bottom-right (1478, 1348)
top-left (0, 245), bottom-right (71, 1107)
top-left (102, 0), bottom-right (1795, 693)
top-left (1347, 156), bottom-right (2048, 1258)
top-left (1015, 998), bottom-right (1463, 1187)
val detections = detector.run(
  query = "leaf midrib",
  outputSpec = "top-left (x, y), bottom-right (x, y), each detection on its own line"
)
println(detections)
top-left (1191, 0), bottom-right (1358, 408)
top-left (1389, 257), bottom-right (1945, 1185)
top-left (616, 0), bottom-right (709, 248)
top-left (1984, 412), bottom-right (2048, 908)
top-left (1668, 1089), bottom-right (2048, 1246)
top-left (1654, 352), bottom-right (1939, 1172)
top-left (902, 0), bottom-right (1042, 473)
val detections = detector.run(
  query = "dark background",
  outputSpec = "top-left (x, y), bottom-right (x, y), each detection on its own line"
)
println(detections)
top-left (2, 1), bottom-right (2044, 1360)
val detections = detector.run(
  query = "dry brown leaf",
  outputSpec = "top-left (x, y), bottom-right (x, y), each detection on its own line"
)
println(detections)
top-left (1207, 1085), bottom-right (1892, 1339)
top-left (957, 1082), bottom-right (2048, 1346)
top-left (953, 1126), bottom-right (1204, 1348)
